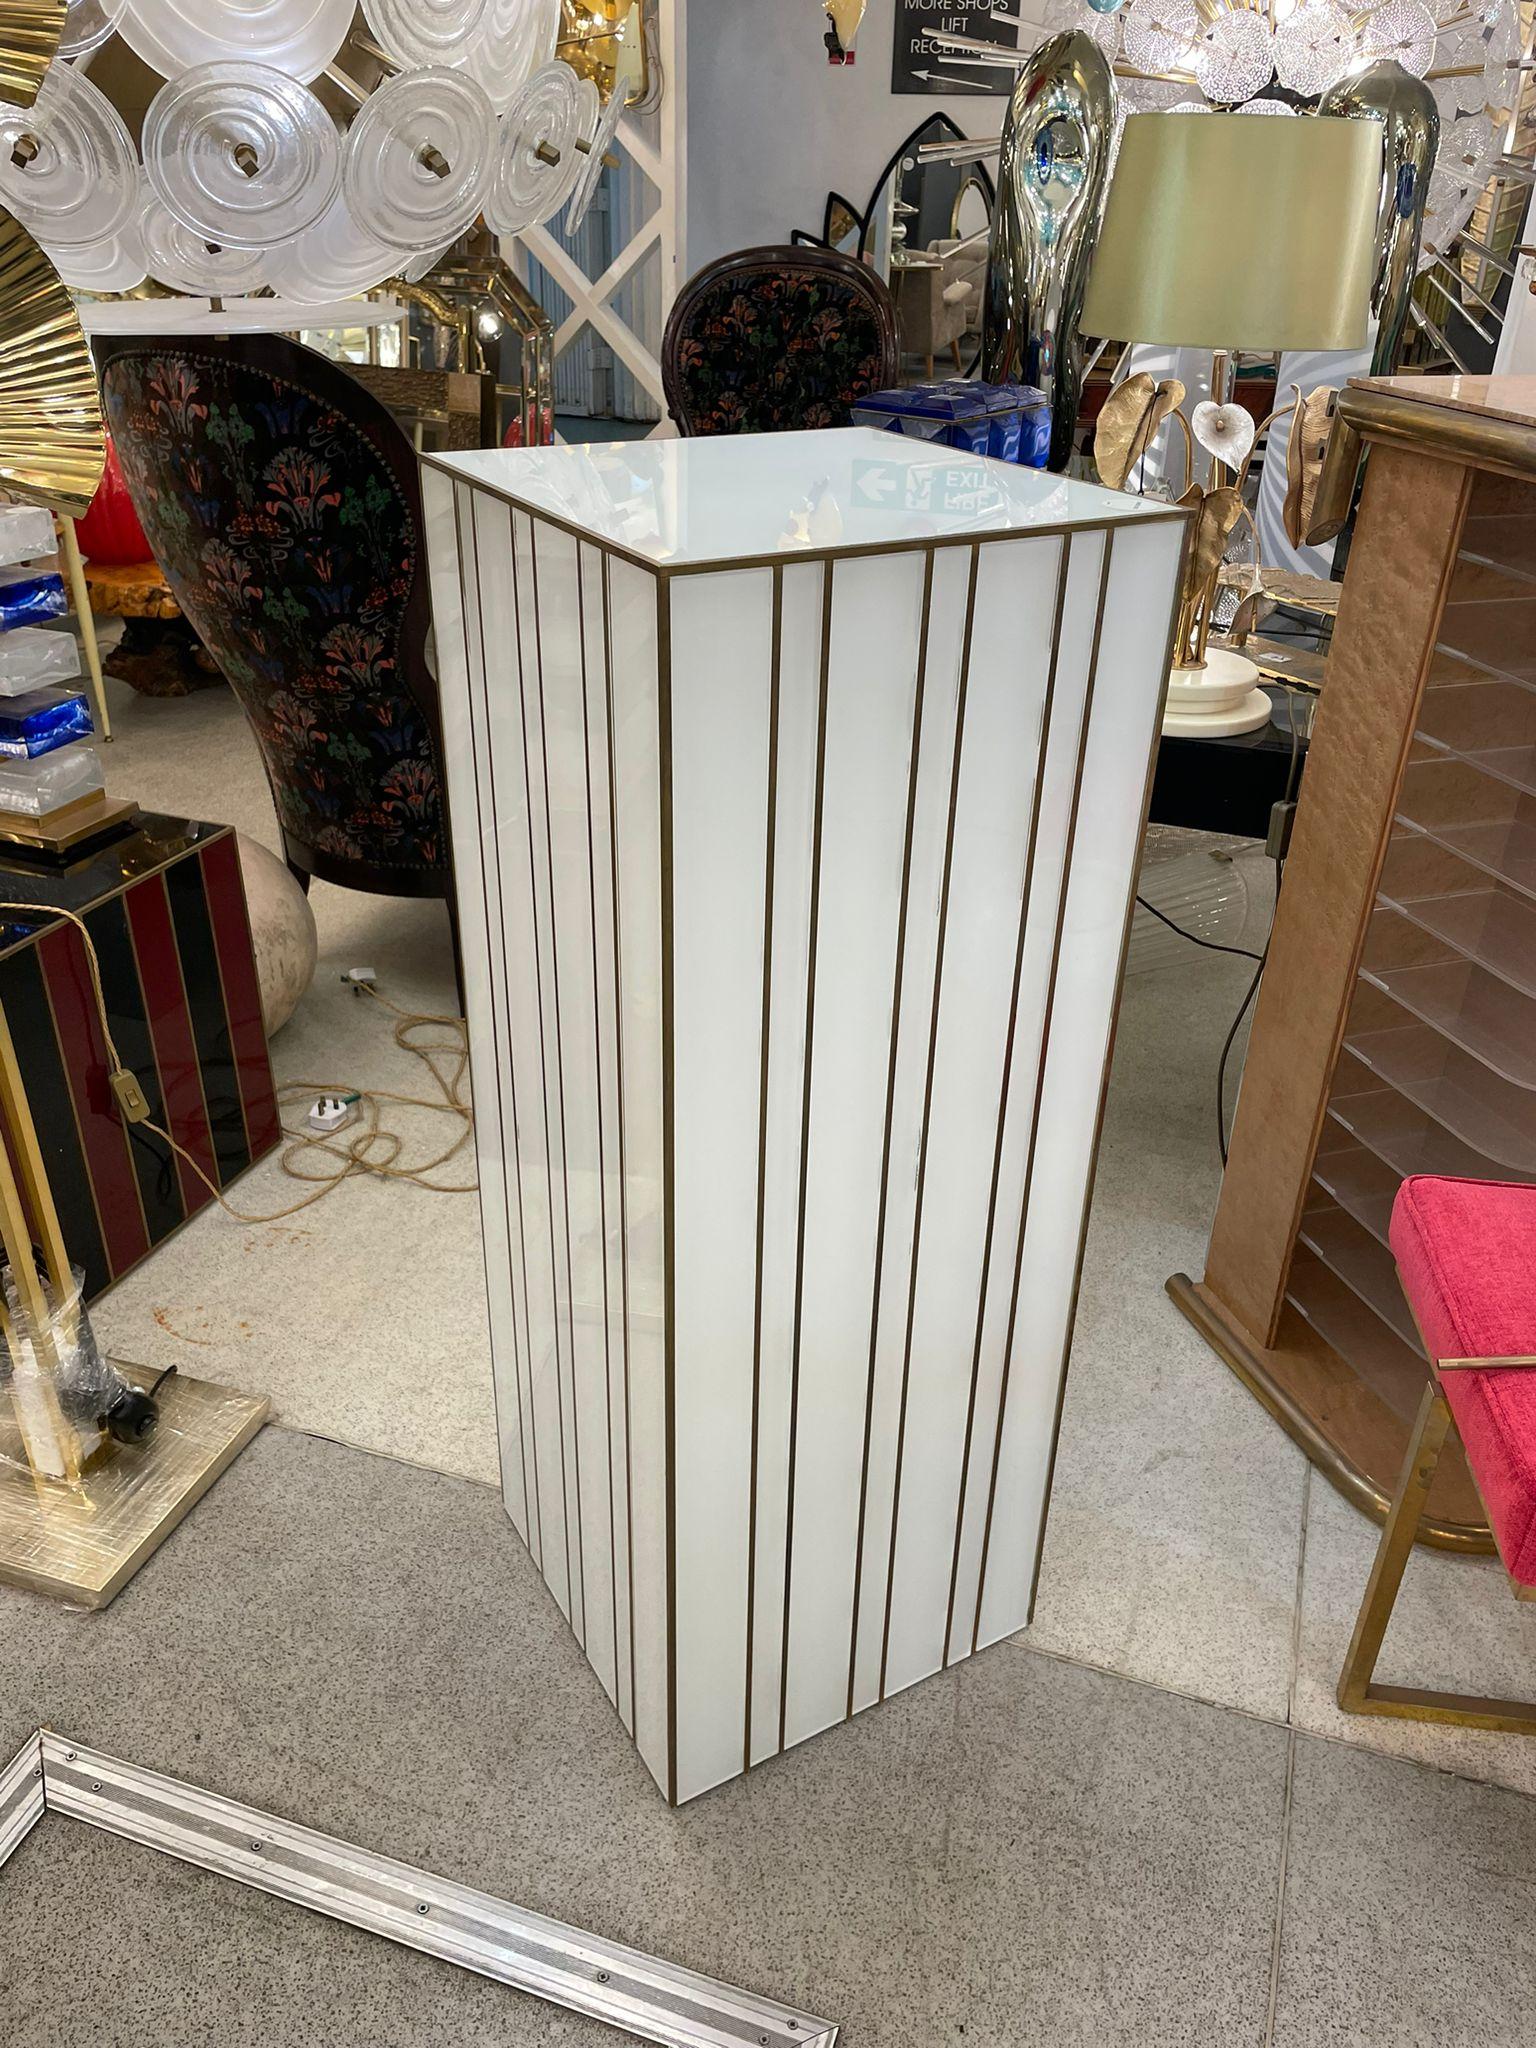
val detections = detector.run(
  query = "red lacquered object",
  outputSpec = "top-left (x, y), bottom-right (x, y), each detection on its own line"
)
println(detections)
top-left (74, 436), bottom-right (150, 565)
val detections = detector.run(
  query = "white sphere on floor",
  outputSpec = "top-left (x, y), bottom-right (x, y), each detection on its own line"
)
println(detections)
top-left (235, 833), bottom-right (318, 1035)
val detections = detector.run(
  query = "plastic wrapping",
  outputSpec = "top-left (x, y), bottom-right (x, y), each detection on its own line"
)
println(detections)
top-left (0, 627), bottom-right (80, 693)
top-left (0, 1264), bottom-right (145, 1482)
top-left (0, 686), bottom-right (93, 757)
top-left (0, 567), bottom-right (67, 630)
top-left (0, 504), bottom-right (56, 568)
top-left (0, 742), bottom-right (103, 814)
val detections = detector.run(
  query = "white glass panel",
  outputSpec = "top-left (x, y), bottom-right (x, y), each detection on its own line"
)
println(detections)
top-left (842, 544), bottom-right (972, 1719)
top-left (508, 508), bottom-right (579, 1632)
top-left (528, 517), bottom-right (617, 1704)
top-left (944, 530), bottom-right (1112, 1663)
top-left (780, 549), bottom-right (929, 1754)
top-left (974, 519), bottom-right (1186, 1649)
top-left (605, 553), bottom-right (669, 1790)
top-left (668, 565), bottom-right (775, 1801)
top-left (746, 561), bottom-right (825, 1768)
top-left (881, 534), bottom-right (1070, 1701)
top-left (422, 471), bottom-right (528, 1545)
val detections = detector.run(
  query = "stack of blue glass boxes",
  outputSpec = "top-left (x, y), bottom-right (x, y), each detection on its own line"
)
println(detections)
top-left (851, 380), bottom-right (1053, 467)
top-left (0, 504), bottom-right (100, 823)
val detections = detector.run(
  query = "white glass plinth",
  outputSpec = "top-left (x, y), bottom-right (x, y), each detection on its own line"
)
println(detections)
top-left (423, 429), bottom-right (1187, 1803)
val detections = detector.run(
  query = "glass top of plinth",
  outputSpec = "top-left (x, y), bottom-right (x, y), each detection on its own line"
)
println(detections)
top-left (424, 428), bottom-right (1183, 570)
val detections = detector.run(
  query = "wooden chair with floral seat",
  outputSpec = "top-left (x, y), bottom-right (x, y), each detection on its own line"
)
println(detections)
top-left (660, 243), bottom-right (900, 437)
top-left (96, 333), bottom-right (459, 989)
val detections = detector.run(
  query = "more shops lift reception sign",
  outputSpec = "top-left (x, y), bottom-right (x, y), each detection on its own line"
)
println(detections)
top-left (891, 0), bottom-right (1022, 94)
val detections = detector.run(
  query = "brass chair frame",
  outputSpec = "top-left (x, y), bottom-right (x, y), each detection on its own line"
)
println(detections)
top-left (1337, 1348), bottom-right (1536, 1733)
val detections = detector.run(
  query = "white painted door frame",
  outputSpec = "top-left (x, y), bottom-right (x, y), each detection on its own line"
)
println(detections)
top-left (509, 0), bottom-right (687, 433)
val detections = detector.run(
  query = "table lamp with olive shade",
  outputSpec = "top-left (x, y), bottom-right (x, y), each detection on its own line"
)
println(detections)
top-left (1082, 113), bottom-right (1381, 737)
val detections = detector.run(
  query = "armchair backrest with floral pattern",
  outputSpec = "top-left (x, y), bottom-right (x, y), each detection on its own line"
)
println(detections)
top-left (661, 244), bottom-right (900, 437)
top-left (99, 335), bottom-right (446, 898)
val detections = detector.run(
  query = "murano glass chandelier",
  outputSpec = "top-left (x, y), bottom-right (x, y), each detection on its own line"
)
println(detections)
top-left (0, 0), bottom-right (637, 304)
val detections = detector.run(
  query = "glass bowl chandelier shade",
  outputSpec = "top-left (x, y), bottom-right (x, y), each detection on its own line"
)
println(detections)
top-left (0, 60), bottom-right (137, 244)
top-left (23, 0), bottom-right (618, 306)
top-left (341, 65), bottom-right (496, 251)
top-left (140, 176), bottom-right (270, 291)
top-left (58, 0), bottom-right (127, 60)
top-left (118, 0), bottom-right (356, 80)
top-left (1046, 0), bottom-right (1522, 270)
top-left (263, 189), bottom-right (409, 297)
top-left (142, 59), bottom-right (341, 248)
top-left (485, 58), bottom-right (591, 232)
top-left (457, 0), bottom-right (560, 111)
top-left (359, 0), bottom-right (487, 69)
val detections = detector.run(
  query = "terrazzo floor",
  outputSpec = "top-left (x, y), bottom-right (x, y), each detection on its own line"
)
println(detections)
top-left (6, 669), bottom-right (1536, 2041)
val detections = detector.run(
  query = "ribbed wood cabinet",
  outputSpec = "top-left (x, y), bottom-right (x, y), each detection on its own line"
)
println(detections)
top-left (1171, 374), bottom-right (1536, 1548)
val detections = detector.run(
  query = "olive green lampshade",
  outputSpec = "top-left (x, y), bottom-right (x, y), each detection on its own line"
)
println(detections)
top-left (1081, 113), bottom-right (1382, 352)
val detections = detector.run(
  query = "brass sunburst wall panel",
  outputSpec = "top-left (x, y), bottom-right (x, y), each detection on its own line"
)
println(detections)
top-left (0, 212), bottom-right (105, 516)
top-left (0, 0), bottom-right (64, 109)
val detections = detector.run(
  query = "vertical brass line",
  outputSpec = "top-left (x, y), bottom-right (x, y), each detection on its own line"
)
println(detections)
top-left (601, 551), bottom-right (638, 1738)
top-left (743, 563), bottom-right (783, 1774)
top-left (942, 533), bottom-right (1073, 1665)
top-left (777, 557), bottom-right (835, 1757)
top-left (877, 543), bottom-right (981, 1703)
top-left (845, 544), bottom-right (935, 1721)
top-left (510, 508), bottom-right (575, 1621)
top-left (530, 516), bottom-right (588, 1646)
top-left (577, 542), bottom-right (623, 1701)
top-left (1025, 523), bottom-right (1188, 1627)
top-left (657, 569), bottom-right (678, 1804)
top-left (461, 486), bottom-right (536, 1559)
top-left (971, 529), bottom-right (1117, 1654)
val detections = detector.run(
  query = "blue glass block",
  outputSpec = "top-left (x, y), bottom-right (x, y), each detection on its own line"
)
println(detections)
top-left (0, 686), bottom-right (94, 757)
top-left (0, 566), bottom-right (68, 630)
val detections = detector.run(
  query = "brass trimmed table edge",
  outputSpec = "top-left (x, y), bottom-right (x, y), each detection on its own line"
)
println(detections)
top-left (1339, 381), bottom-right (1536, 487)
top-left (1166, 1271), bottom-right (1495, 1555)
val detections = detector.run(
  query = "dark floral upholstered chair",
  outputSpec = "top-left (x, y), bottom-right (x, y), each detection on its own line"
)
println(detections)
top-left (660, 244), bottom-right (900, 436)
top-left (97, 334), bottom-right (457, 966)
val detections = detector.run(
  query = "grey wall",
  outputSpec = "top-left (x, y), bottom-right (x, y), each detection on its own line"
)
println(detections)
top-left (683, 1), bottom-right (1046, 274)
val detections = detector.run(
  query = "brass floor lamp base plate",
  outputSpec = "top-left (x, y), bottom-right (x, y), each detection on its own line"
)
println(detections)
top-left (1167, 1272), bottom-right (1494, 1554)
top-left (0, 1363), bottom-right (269, 1608)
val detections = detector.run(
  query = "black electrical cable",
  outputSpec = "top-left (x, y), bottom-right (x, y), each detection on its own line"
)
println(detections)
top-left (1134, 891), bottom-right (1264, 962)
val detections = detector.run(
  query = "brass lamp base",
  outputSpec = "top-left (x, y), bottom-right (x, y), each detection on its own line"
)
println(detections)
top-left (0, 791), bottom-right (138, 856)
top-left (0, 1362), bottom-right (269, 1608)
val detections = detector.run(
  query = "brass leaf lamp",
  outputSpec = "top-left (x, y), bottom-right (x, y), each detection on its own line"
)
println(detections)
top-left (1082, 111), bottom-right (1379, 736)
top-left (0, 0), bottom-right (63, 109)
top-left (0, 209), bottom-right (106, 517)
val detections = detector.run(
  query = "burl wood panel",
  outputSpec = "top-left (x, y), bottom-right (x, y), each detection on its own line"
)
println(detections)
top-left (1203, 446), bottom-right (1472, 1344)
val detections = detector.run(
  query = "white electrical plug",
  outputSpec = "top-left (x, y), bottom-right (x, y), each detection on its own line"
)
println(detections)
top-left (341, 966), bottom-right (378, 990)
top-left (307, 1094), bottom-right (358, 1135)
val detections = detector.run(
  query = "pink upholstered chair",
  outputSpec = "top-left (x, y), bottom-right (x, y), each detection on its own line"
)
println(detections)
top-left (1338, 1174), bottom-right (1536, 1732)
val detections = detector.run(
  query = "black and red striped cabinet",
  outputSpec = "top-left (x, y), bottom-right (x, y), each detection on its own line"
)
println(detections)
top-left (0, 816), bottom-right (280, 1301)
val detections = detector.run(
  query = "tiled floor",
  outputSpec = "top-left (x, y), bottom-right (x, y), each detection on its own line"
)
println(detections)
top-left (10, 1421), bottom-right (1523, 2048)
top-left (8, 674), bottom-right (1536, 2039)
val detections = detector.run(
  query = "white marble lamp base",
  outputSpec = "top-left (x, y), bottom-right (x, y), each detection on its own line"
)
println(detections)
top-left (1162, 646), bottom-right (1273, 738)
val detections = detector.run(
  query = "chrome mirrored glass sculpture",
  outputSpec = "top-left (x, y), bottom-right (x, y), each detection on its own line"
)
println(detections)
top-left (1319, 58), bottom-right (1438, 378)
top-left (981, 29), bottom-right (1116, 472)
